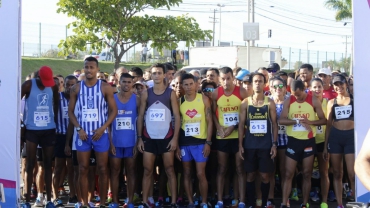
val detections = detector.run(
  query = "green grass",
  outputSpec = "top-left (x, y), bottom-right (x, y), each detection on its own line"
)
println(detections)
top-left (22, 58), bottom-right (181, 80)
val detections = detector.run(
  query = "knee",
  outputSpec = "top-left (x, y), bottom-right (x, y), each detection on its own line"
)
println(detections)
top-left (26, 161), bottom-right (35, 173)
top-left (260, 173), bottom-right (270, 183)
top-left (78, 164), bottom-right (89, 176)
top-left (217, 165), bottom-right (228, 176)
top-left (247, 172), bottom-right (256, 182)
top-left (164, 165), bottom-right (175, 177)
top-left (196, 170), bottom-right (206, 180)
top-left (284, 170), bottom-right (295, 180)
top-left (302, 171), bottom-right (312, 181)
top-left (97, 164), bottom-right (108, 175)
top-left (183, 168), bottom-right (192, 179)
top-left (332, 169), bottom-right (343, 180)
top-left (143, 167), bottom-right (153, 177)
top-left (235, 164), bottom-right (245, 176)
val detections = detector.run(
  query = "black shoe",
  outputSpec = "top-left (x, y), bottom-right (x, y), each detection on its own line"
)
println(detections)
top-left (171, 203), bottom-right (179, 208)
top-left (68, 195), bottom-right (78, 204)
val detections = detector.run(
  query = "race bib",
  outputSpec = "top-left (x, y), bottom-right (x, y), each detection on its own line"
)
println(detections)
top-left (278, 125), bottom-right (286, 134)
top-left (62, 107), bottom-right (69, 119)
top-left (116, 117), bottom-right (132, 130)
top-left (223, 113), bottom-right (238, 127)
top-left (334, 105), bottom-right (352, 119)
top-left (250, 120), bottom-right (267, 134)
top-left (149, 109), bottom-right (165, 121)
top-left (82, 108), bottom-right (99, 122)
top-left (34, 111), bottom-right (50, 126)
top-left (316, 125), bottom-right (323, 134)
top-left (292, 123), bottom-right (307, 131)
top-left (185, 123), bottom-right (200, 136)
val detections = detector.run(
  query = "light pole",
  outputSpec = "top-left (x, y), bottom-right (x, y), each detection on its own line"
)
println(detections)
top-left (217, 3), bottom-right (225, 45)
top-left (307, 40), bottom-right (314, 63)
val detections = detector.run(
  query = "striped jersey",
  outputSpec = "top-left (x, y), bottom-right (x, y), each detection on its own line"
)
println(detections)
top-left (76, 80), bottom-right (108, 135)
top-left (56, 92), bottom-right (69, 134)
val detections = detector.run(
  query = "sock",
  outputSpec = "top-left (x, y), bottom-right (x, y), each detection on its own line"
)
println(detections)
top-left (261, 182), bottom-right (270, 206)
top-left (37, 193), bottom-right (43, 198)
top-left (246, 181), bottom-right (255, 206)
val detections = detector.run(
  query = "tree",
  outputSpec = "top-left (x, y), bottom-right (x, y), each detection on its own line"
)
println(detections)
top-left (324, 0), bottom-right (352, 21)
top-left (294, 61), bottom-right (303, 70)
top-left (57, 0), bottom-right (212, 69)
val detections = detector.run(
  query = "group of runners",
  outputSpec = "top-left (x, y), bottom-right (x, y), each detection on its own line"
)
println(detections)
top-left (20, 57), bottom-right (355, 208)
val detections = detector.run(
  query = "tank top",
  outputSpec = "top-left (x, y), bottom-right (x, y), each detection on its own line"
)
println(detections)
top-left (244, 96), bottom-right (272, 149)
top-left (76, 80), bottom-right (108, 136)
top-left (315, 98), bottom-right (327, 144)
top-left (111, 93), bottom-right (137, 147)
top-left (216, 86), bottom-right (242, 139)
top-left (275, 95), bottom-right (290, 146)
top-left (56, 92), bottom-right (69, 134)
top-left (286, 94), bottom-right (316, 140)
top-left (143, 87), bottom-right (174, 139)
top-left (332, 98), bottom-right (354, 121)
top-left (24, 79), bottom-right (56, 130)
top-left (179, 93), bottom-right (207, 146)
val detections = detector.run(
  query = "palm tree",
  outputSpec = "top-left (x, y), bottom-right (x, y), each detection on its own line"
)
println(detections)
top-left (324, 0), bottom-right (352, 21)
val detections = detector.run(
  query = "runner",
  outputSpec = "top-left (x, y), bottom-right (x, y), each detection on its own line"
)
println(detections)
top-left (241, 74), bottom-right (253, 96)
top-left (257, 67), bottom-right (270, 96)
top-left (323, 74), bottom-right (355, 207)
top-left (176, 73), bottom-right (213, 208)
top-left (136, 63), bottom-right (181, 208)
top-left (299, 64), bottom-right (314, 92)
top-left (108, 73), bottom-right (140, 208)
top-left (68, 57), bottom-right (118, 207)
top-left (309, 78), bottom-right (329, 208)
top-left (278, 79), bottom-right (326, 208)
top-left (211, 67), bottom-right (248, 208)
top-left (21, 66), bottom-right (59, 208)
top-left (238, 72), bottom-right (278, 208)
top-left (53, 75), bottom-right (78, 206)
top-left (206, 68), bottom-right (220, 86)
top-left (317, 68), bottom-right (337, 100)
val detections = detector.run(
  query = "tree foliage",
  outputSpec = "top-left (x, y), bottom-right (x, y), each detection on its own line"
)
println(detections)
top-left (57, 0), bottom-right (212, 68)
top-left (324, 0), bottom-right (352, 21)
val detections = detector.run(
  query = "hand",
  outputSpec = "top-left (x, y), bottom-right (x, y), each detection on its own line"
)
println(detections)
top-left (299, 118), bottom-right (312, 131)
top-left (323, 148), bottom-right (329, 161)
top-left (110, 144), bottom-right (116, 156)
top-left (270, 146), bottom-right (277, 159)
top-left (64, 145), bottom-right (71, 156)
top-left (132, 145), bottom-right (138, 159)
top-left (78, 129), bottom-right (88, 141)
top-left (92, 127), bottom-right (105, 141)
top-left (167, 139), bottom-right (178, 152)
top-left (238, 145), bottom-right (245, 160)
top-left (217, 126), bottom-right (225, 138)
top-left (202, 143), bottom-right (211, 158)
top-left (137, 139), bottom-right (144, 153)
top-left (223, 126), bottom-right (235, 138)
top-left (300, 117), bottom-right (312, 125)
top-left (176, 148), bottom-right (182, 161)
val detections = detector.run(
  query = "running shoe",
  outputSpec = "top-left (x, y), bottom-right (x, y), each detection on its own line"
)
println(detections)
top-left (45, 201), bottom-right (57, 208)
top-left (255, 199), bottom-right (262, 208)
top-left (133, 193), bottom-right (141, 204)
top-left (74, 202), bottom-right (82, 208)
top-left (59, 187), bottom-right (67, 196)
top-left (320, 202), bottom-right (328, 208)
top-left (20, 202), bottom-right (32, 208)
top-left (127, 203), bottom-right (135, 208)
top-left (216, 201), bottom-right (224, 208)
top-left (34, 196), bottom-right (45, 207)
top-left (200, 203), bottom-right (208, 208)
top-left (290, 188), bottom-right (299, 201)
top-left (109, 203), bottom-right (119, 208)
top-left (328, 190), bottom-right (336, 202)
top-left (68, 195), bottom-right (78, 205)
top-left (346, 190), bottom-right (355, 201)
top-left (107, 192), bottom-right (113, 203)
top-left (155, 199), bottom-right (164, 208)
top-left (237, 202), bottom-right (245, 208)
top-left (53, 198), bottom-right (64, 207)
top-left (231, 199), bottom-right (239, 208)
top-left (310, 191), bottom-right (320, 202)
top-left (300, 203), bottom-right (309, 208)
top-left (266, 200), bottom-right (275, 208)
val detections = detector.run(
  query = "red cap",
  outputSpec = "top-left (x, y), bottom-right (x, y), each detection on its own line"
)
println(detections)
top-left (38, 66), bottom-right (55, 87)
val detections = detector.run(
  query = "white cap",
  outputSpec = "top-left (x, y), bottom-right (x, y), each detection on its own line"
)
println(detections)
top-left (318, 68), bottom-right (332, 76)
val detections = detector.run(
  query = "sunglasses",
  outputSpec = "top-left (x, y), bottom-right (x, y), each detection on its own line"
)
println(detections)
top-left (273, 84), bottom-right (284, 89)
top-left (202, 88), bottom-right (215, 93)
top-left (268, 69), bottom-right (278, 73)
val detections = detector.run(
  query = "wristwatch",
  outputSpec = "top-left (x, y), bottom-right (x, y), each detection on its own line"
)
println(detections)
top-left (272, 141), bottom-right (278, 146)
top-left (20, 124), bottom-right (25, 128)
top-left (76, 127), bottom-right (82, 131)
top-left (234, 123), bottom-right (239, 130)
top-left (205, 141), bottom-right (212, 146)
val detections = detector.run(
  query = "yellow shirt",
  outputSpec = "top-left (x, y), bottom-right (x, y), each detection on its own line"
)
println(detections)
top-left (315, 98), bottom-right (327, 144)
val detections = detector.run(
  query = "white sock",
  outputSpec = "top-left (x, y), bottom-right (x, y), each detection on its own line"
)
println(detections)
top-left (37, 193), bottom-right (43, 198)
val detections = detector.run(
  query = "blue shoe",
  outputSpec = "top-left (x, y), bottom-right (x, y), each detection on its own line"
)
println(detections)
top-left (45, 201), bottom-right (57, 208)
top-left (328, 190), bottom-right (336, 202)
top-left (74, 202), bottom-right (82, 208)
top-left (127, 203), bottom-right (135, 208)
top-left (109, 203), bottom-right (119, 208)
top-left (53, 198), bottom-right (64, 207)
top-left (310, 191), bottom-right (320, 202)
top-left (21, 202), bottom-right (32, 208)
top-left (237, 202), bottom-right (245, 208)
top-left (216, 201), bottom-right (224, 208)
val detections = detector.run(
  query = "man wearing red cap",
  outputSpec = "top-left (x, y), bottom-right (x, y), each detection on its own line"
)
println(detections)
top-left (21, 66), bottom-right (59, 208)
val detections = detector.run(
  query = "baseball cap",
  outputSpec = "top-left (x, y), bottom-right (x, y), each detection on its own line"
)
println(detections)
top-left (267, 63), bottom-right (280, 72)
top-left (318, 68), bottom-right (331, 76)
top-left (332, 74), bottom-right (347, 84)
top-left (133, 81), bottom-right (147, 88)
top-left (39, 66), bottom-right (55, 87)
top-left (277, 71), bottom-right (288, 76)
top-left (242, 74), bottom-right (252, 83)
top-left (235, 69), bottom-right (250, 81)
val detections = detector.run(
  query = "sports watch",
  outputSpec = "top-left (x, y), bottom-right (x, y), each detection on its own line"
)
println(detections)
top-left (205, 141), bottom-right (212, 146)
top-left (76, 127), bottom-right (82, 131)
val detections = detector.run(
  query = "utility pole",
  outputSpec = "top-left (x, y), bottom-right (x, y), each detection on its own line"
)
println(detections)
top-left (345, 35), bottom-right (348, 60)
top-left (209, 9), bottom-right (218, 46)
top-left (251, 0), bottom-right (255, 46)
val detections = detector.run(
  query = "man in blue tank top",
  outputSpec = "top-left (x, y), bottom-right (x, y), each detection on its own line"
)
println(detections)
top-left (68, 57), bottom-right (118, 207)
top-left (137, 63), bottom-right (181, 208)
top-left (108, 73), bottom-right (140, 208)
top-left (21, 66), bottom-right (59, 208)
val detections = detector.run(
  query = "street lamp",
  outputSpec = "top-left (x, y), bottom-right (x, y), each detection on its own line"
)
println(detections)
top-left (307, 40), bottom-right (314, 63)
top-left (217, 3), bottom-right (225, 45)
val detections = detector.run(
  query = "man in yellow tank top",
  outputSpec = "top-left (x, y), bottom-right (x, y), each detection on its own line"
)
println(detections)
top-left (176, 73), bottom-right (213, 208)
top-left (278, 80), bottom-right (326, 208)
top-left (211, 67), bottom-right (248, 208)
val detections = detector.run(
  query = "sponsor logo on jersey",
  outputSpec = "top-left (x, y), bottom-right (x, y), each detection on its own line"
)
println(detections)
top-left (186, 109), bottom-right (198, 118)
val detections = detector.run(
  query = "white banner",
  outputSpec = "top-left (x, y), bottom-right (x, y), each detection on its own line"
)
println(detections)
top-left (353, 0), bottom-right (370, 202)
top-left (0, 0), bottom-right (21, 207)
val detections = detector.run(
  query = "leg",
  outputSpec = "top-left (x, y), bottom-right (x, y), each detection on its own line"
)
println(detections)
top-left (344, 154), bottom-right (355, 198)
top-left (162, 151), bottom-right (177, 204)
top-left (53, 157), bottom-right (66, 199)
top-left (195, 162), bottom-right (208, 204)
top-left (73, 165), bottom-right (81, 202)
top-left (109, 157), bottom-right (122, 204)
top-left (42, 145), bottom-right (55, 202)
top-left (217, 151), bottom-right (229, 202)
top-left (330, 154), bottom-right (343, 206)
top-left (235, 153), bottom-right (246, 203)
top-left (278, 149), bottom-right (286, 189)
top-left (95, 151), bottom-right (109, 204)
top-left (182, 162), bottom-right (194, 204)
top-left (124, 157), bottom-right (136, 204)
top-left (301, 155), bottom-right (314, 205)
top-left (66, 158), bottom-right (76, 197)
top-left (246, 172), bottom-right (257, 206)
top-left (142, 152), bottom-right (156, 204)
top-left (317, 152), bottom-right (329, 203)
top-left (36, 162), bottom-right (45, 199)
top-left (77, 151), bottom-right (92, 205)
top-left (25, 141), bottom-right (38, 202)
top-left (282, 156), bottom-right (297, 205)
top-left (259, 172), bottom-right (271, 206)
top-left (88, 166), bottom-right (96, 202)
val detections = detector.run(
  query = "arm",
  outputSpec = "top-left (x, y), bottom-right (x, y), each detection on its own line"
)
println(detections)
top-left (355, 129), bottom-right (370, 191)
top-left (136, 90), bottom-right (148, 153)
top-left (52, 85), bottom-right (59, 124)
top-left (20, 80), bottom-right (31, 137)
top-left (108, 125), bottom-right (115, 155)
top-left (323, 100), bottom-right (334, 161)
top-left (211, 89), bottom-right (224, 138)
top-left (278, 99), bottom-right (296, 126)
top-left (64, 121), bottom-right (74, 156)
top-left (67, 84), bottom-right (86, 139)
top-left (269, 98), bottom-right (278, 158)
top-left (238, 98), bottom-right (248, 160)
top-left (203, 95), bottom-right (213, 157)
top-left (169, 91), bottom-right (181, 151)
top-left (240, 87), bottom-right (249, 100)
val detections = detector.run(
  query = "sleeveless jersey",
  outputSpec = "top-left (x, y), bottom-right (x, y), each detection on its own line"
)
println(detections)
top-left (244, 96), bottom-right (272, 149)
top-left (332, 98), bottom-right (354, 121)
top-left (315, 98), bottom-right (327, 144)
top-left (24, 79), bottom-right (56, 130)
top-left (286, 94), bottom-right (316, 140)
top-left (56, 92), bottom-right (69, 134)
top-left (274, 95), bottom-right (290, 146)
top-left (216, 86), bottom-right (242, 139)
top-left (179, 93), bottom-right (207, 146)
top-left (76, 80), bottom-right (108, 136)
top-left (111, 93), bottom-right (137, 147)
top-left (143, 87), bottom-right (174, 139)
